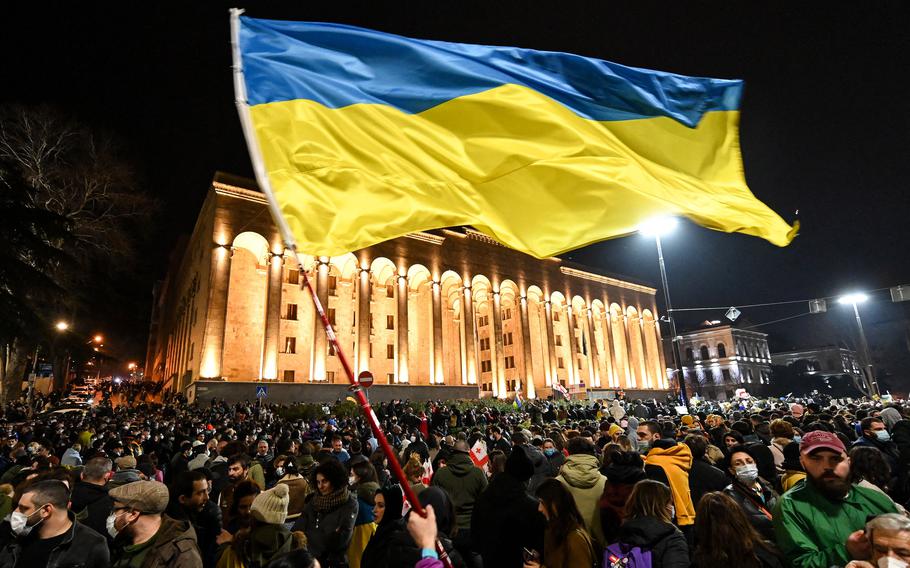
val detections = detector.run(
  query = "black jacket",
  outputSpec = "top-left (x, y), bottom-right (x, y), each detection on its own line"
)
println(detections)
top-left (722, 479), bottom-right (779, 541)
top-left (614, 517), bottom-right (689, 568)
top-left (0, 512), bottom-right (110, 567)
top-left (471, 472), bottom-right (546, 568)
top-left (70, 480), bottom-right (113, 541)
top-left (293, 492), bottom-right (358, 568)
top-left (385, 522), bottom-right (465, 568)
top-left (688, 459), bottom-right (728, 507)
top-left (524, 445), bottom-right (551, 494)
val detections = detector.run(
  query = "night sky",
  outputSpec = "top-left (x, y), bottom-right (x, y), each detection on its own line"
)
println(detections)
top-left (3, 3), bottom-right (909, 378)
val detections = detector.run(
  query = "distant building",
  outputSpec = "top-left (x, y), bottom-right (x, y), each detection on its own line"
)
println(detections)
top-left (145, 172), bottom-right (671, 401)
top-left (771, 345), bottom-right (862, 383)
top-left (677, 322), bottom-right (771, 400)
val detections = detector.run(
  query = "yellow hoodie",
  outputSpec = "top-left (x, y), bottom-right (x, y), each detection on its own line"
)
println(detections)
top-left (645, 443), bottom-right (696, 526)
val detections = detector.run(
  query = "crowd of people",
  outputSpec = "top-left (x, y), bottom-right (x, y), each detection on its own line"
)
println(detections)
top-left (1, 389), bottom-right (910, 568)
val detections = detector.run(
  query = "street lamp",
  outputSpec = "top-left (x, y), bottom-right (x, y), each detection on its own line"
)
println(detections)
top-left (838, 292), bottom-right (878, 397)
top-left (93, 334), bottom-right (103, 344)
top-left (55, 321), bottom-right (69, 331)
top-left (638, 216), bottom-right (687, 405)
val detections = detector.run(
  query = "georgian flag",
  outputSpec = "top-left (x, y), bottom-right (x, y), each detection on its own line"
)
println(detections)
top-left (469, 440), bottom-right (490, 475)
top-left (553, 383), bottom-right (569, 397)
top-left (421, 458), bottom-right (434, 485)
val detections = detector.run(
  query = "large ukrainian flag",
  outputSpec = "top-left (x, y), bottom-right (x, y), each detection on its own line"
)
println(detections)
top-left (231, 12), bottom-right (797, 258)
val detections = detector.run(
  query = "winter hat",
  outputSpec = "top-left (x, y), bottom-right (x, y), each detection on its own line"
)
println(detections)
top-left (250, 483), bottom-right (290, 525)
top-left (681, 415), bottom-right (695, 426)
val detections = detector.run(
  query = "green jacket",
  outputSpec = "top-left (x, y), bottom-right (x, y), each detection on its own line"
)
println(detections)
top-left (556, 454), bottom-right (607, 549)
top-left (431, 451), bottom-right (487, 529)
top-left (773, 479), bottom-right (897, 568)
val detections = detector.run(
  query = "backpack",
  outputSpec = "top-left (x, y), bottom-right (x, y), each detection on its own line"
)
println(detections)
top-left (605, 542), bottom-right (652, 568)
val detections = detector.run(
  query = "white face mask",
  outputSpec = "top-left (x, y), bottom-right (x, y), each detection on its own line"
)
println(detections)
top-left (735, 464), bottom-right (760, 485)
top-left (106, 511), bottom-right (126, 539)
top-left (349, 475), bottom-right (356, 486)
top-left (879, 557), bottom-right (909, 568)
top-left (10, 506), bottom-right (46, 536)
top-left (275, 467), bottom-right (285, 478)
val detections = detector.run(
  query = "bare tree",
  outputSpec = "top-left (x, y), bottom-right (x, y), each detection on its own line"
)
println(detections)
top-left (0, 105), bottom-right (157, 399)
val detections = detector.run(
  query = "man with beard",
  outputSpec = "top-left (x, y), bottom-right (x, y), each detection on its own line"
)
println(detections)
top-left (168, 470), bottom-right (221, 568)
top-left (774, 430), bottom-right (898, 568)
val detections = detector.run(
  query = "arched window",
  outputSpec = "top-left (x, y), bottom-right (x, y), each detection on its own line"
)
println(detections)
top-left (717, 343), bottom-right (727, 358)
top-left (685, 347), bottom-right (694, 362)
top-left (700, 345), bottom-right (710, 360)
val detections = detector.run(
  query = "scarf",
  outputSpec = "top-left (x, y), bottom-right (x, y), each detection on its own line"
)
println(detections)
top-left (312, 487), bottom-right (350, 513)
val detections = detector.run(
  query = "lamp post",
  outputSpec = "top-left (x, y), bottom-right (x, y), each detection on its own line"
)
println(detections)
top-left (639, 217), bottom-right (688, 405)
top-left (837, 292), bottom-right (878, 397)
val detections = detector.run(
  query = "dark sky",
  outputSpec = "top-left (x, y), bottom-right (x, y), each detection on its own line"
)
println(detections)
top-left (3, 2), bottom-right (909, 371)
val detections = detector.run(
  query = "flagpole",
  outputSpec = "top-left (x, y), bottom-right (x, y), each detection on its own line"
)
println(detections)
top-left (229, 10), bottom-right (452, 567)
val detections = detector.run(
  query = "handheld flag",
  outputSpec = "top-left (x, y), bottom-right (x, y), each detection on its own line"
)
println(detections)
top-left (514, 388), bottom-right (524, 410)
top-left (232, 13), bottom-right (797, 259)
top-left (469, 440), bottom-right (490, 475)
top-left (421, 458), bottom-right (434, 485)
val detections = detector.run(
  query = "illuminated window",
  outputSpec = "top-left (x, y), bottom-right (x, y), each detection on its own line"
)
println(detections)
top-left (502, 308), bottom-right (512, 320)
top-left (284, 337), bottom-right (296, 354)
top-left (503, 332), bottom-right (513, 346)
top-left (505, 356), bottom-right (515, 369)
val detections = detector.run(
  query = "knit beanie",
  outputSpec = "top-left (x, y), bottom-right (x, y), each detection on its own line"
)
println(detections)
top-left (681, 415), bottom-right (694, 426)
top-left (250, 483), bottom-right (289, 525)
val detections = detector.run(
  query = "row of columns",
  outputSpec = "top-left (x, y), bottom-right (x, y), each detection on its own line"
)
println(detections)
top-left (198, 246), bottom-right (665, 394)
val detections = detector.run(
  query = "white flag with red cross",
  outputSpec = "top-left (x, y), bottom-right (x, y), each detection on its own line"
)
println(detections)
top-left (469, 440), bottom-right (490, 475)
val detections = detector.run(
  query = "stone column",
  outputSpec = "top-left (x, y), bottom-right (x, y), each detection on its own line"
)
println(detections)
top-left (261, 252), bottom-right (283, 380)
top-left (601, 307), bottom-right (618, 388)
top-left (432, 281), bottom-right (444, 384)
top-left (492, 292), bottom-right (506, 397)
top-left (462, 286), bottom-right (477, 384)
top-left (200, 244), bottom-right (233, 379)
top-left (654, 319), bottom-right (667, 389)
top-left (396, 275), bottom-right (409, 383)
top-left (585, 307), bottom-right (600, 388)
top-left (519, 296), bottom-right (535, 398)
top-left (544, 301), bottom-right (557, 386)
top-left (623, 314), bottom-right (637, 388)
top-left (311, 258), bottom-right (329, 381)
top-left (566, 307), bottom-right (580, 386)
top-left (357, 268), bottom-right (372, 375)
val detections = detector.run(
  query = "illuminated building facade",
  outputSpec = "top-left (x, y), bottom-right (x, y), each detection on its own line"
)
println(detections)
top-left (146, 173), bottom-right (670, 399)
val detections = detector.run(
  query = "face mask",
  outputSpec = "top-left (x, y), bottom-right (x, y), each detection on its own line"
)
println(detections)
top-left (792, 436), bottom-right (802, 444)
top-left (638, 441), bottom-right (650, 454)
top-left (106, 512), bottom-right (124, 539)
top-left (10, 506), bottom-right (46, 536)
top-left (275, 467), bottom-right (285, 477)
top-left (349, 475), bottom-right (356, 486)
top-left (879, 556), bottom-right (909, 568)
top-left (544, 448), bottom-right (557, 457)
top-left (735, 464), bottom-right (760, 484)
top-left (875, 430), bottom-right (891, 442)
top-left (667, 504), bottom-right (676, 520)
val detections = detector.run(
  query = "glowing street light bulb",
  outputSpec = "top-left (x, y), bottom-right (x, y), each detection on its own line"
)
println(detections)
top-left (838, 292), bottom-right (869, 305)
top-left (637, 216), bottom-right (679, 237)
top-left (93, 334), bottom-right (103, 343)
top-left (55, 321), bottom-right (69, 331)
top-left (127, 362), bottom-right (137, 371)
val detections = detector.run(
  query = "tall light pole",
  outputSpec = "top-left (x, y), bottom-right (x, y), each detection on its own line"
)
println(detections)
top-left (838, 293), bottom-right (879, 397)
top-left (639, 217), bottom-right (688, 405)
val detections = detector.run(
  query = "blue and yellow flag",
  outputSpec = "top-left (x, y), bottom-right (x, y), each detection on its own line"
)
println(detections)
top-left (231, 12), bottom-right (797, 258)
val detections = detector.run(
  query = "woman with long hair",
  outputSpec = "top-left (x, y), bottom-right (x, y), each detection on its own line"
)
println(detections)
top-left (609, 480), bottom-right (688, 568)
top-left (347, 458), bottom-right (380, 568)
top-left (293, 459), bottom-right (358, 568)
top-left (693, 492), bottom-right (783, 568)
top-left (523, 478), bottom-right (594, 568)
top-left (361, 484), bottom-right (405, 568)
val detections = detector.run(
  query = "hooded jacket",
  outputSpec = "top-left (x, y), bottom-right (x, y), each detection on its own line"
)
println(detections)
top-left (644, 441), bottom-right (696, 526)
top-left (614, 516), bottom-right (689, 568)
top-left (556, 453), bottom-right (607, 547)
top-left (71, 480), bottom-right (114, 541)
top-left (430, 451), bottom-right (487, 529)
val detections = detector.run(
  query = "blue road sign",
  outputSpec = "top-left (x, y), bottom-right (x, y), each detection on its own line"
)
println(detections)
top-left (256, 385), bottom-right (268, 398)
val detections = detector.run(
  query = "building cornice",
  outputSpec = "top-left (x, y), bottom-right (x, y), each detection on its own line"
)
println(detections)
top-left (404, 233), bottom-right (446, 245)
top-left (560, 267), bottom-right (657, 295)
top-left (212, 181), bottom-right (269, 204)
